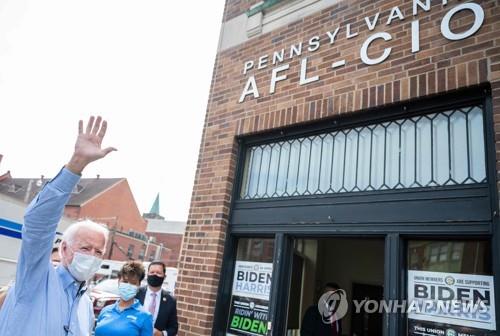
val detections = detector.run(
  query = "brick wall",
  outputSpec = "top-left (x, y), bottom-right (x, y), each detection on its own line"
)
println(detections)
top-left (64, 179), bottom-right (147, 233)
top-left (110, 233), bottom-right (146, 261)
top-left (147, 232), bottom-right (184, 267)
top-left (176, 0), bottom-right (500, 334)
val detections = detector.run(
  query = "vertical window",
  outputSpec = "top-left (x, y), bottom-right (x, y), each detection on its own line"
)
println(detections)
top-left (127, 244), bottom-right (134, 258)
top-left (138, 246), bottom-right (145, 261)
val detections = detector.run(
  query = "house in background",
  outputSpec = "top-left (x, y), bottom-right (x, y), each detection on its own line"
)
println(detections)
top-left (143, 194), bottom-right (186, 267)
top-left (0, 155), bottom-right (76, 285)
top-left (0, 170), bottom-right (167, 262)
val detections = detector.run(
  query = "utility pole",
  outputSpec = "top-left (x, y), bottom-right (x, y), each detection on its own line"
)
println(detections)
top-left (144, 236), bottom-right (153, 260)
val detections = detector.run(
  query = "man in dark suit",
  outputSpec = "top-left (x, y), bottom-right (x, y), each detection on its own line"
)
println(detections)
top-left (301, 282), bottom-right (343, 336)
top-left (136, 261), bottom-right (178, 336)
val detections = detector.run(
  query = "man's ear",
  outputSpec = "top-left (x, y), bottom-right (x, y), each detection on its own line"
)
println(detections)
top-left (60, 241), bottom-right (69, 260)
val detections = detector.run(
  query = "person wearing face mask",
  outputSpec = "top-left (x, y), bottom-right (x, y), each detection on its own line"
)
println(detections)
top-left (0, 116), bottom-right (116, 336)
top-left (95, 261), bottom-right (153, 336)
top-left (136, 261), bottom-right (179, 336)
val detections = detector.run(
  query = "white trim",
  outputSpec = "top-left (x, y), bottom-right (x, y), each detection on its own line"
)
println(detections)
top-left (219, 0), bottom-right (342, 52)
top-left (262, 0), bottom-right (321, 27)
top-left (0, 257), bottom-right (16, 264)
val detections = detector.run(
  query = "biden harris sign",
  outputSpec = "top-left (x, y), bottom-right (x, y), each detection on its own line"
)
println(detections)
top-left (227, 261), bottom-right (273, 336)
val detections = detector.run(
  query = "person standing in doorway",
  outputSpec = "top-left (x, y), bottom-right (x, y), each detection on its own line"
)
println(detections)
top-left (301, 282), bottom-right (343, 336)
top-left (137, 261), bottom-right (179, 336)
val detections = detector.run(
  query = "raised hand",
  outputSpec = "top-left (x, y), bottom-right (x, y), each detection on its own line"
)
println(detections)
top-left (66, 116), bottom-right (117, 175)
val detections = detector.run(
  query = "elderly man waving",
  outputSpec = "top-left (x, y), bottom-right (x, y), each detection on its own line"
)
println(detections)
top-left (0, 116), bottom-right (116, 336)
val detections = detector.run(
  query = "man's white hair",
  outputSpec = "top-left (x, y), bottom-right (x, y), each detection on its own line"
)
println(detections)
top-left (61, 219), bottom-right (109, 247)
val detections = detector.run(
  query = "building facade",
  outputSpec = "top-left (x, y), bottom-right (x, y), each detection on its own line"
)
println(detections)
top-left (176, 1), bottom-right (500, 335)
top-left (146, 218), bottom-right (186, 267)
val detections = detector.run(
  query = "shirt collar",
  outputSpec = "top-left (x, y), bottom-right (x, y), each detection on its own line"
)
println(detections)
top-left (146, 286), bottom-right (161, 298)
top-left (113, 299), bottom-right (142, 312)
top-left (56, 265), bottom-right (81, 290)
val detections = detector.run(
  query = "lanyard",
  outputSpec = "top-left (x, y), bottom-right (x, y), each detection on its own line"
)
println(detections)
top-left (64, 282), bottom-right (86, 335)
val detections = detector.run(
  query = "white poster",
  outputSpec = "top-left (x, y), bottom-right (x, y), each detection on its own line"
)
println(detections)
top-left (408, 270), bottom-right (496, 331)
top-left (226, 261), bottom-right (273, 336)
top-left (231, 261), bottom-right (273, 301)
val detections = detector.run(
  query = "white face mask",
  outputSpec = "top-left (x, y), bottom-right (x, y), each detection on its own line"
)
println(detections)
top-left (67, 251), bottom-right (102, 282)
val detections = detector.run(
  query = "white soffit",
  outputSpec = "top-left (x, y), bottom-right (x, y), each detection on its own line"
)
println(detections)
top-left (219, 0), bottom-right (342, 52)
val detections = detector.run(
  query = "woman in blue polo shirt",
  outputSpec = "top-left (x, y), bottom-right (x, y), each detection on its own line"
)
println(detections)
top-left (95, 261), bottom-right (153, 336)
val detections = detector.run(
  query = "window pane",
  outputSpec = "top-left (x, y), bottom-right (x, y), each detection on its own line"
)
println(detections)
top-left (432, 113), bottom-right (450, 185)
top-left (257, 145), bottom-right (272, 198)
top-left (401, 119), bottom-right (416, 187)
top-left (408, 240), bottom-right (491, 274)
top-left (357, 128), bottom-right (372, 191)
top-left (416, 116), bottom-right (432, 187)
top-left (344, 129), bottom-right (359, 191)
top-left (468, 106), bottom-right (486, 182)
top-left (371, 125), bottom-right (386, 189)
top-left (308, 136), bottom-right (322, 194)
top-left (266, 144), bottom-right (281, 197)
top-left (332, 132), bottom-right (346, 192)
top-left (248, 147), bottom-right (262, 198)
top-left (297, 139), bottom-right (311, 195)
top-left (319, 134), bottom-right (334, 193)
top-left (385, 122), bottom-right (400, 189)
top-left (287, 141), bottom-right (301, 195)
top-left (276, 142), bottom-right (290, 196)
top-left (239, 105), bottom-right (487, 199)
top-left (240, 148), bottom-right (254, 198)
top-left (236, 238), bottom-right (275, 263)
top-left (450, 111), bottom-right (468, 183)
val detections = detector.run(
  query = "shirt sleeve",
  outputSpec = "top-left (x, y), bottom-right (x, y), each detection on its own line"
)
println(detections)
top-left (141, 312), bottom-right (154, 336)
top-left (14, 168), bottom-right (80, 302)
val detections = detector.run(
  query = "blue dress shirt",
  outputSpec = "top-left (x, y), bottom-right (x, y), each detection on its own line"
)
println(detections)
top-left (95, 299), bottom-right (153, 336)
top-left (0, 168), bottom-right (88, 336)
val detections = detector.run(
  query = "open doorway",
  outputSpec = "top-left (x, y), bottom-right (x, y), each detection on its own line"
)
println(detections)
top-left (286, 238), bottom-right (384, 336)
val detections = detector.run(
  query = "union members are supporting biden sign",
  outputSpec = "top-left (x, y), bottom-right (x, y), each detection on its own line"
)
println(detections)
top-left (408, 270), bottom-right (496, 336)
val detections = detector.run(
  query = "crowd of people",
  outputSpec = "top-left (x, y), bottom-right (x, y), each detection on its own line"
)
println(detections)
top-left (0, 117), bottom-right (178, 336)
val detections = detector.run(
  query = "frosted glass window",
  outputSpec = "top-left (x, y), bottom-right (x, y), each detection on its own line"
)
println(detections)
top-left (308, 136), bottom-right (323, 194)
top-left (276, 142), bottom-right (290, 196)
top-left (240, 106), bottom-right (487, 199)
